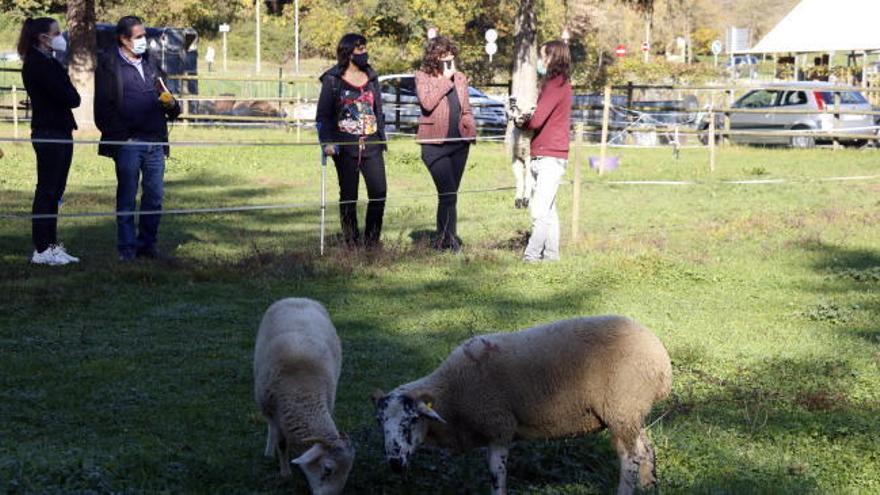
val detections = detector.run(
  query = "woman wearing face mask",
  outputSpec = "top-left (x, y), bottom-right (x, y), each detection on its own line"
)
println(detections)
top-left (414, 36), bottom-right (477, 253)
top-left (514, 40), bottom-right (572, 262)
top-left (316, 33), bottom-right (387, 249)
top-left (18, 17), bottom-right (81, 266)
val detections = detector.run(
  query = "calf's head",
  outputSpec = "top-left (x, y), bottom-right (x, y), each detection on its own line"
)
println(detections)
top-left (291, 436), bottom-right (355, 495)
top-left (372, 389), bottom-right (446, 472)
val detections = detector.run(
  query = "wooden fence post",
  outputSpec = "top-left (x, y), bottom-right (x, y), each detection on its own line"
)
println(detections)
top-left (599, 85), bottom-right (611, 175)
top-left (571, 122), bottom-right (584, 242)
top-left (12, 85), bottom-right (19, 139)
top-left (709, 103), bottom-right (716, 173)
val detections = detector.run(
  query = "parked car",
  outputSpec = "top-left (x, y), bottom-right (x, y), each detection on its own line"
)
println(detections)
top-left (726, 55), bottom-right (759, 79)
top-left (379, 74), bottom-right (507, 134)
top-left (699, 82), bottom-right (874, 148)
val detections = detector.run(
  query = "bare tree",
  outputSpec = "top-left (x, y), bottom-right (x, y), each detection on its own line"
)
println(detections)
top-left (67, 0), bottom-right (97, 130)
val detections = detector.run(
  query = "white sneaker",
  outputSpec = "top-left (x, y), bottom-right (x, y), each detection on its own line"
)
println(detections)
top-left (31, 248), bottom-right (69, 266)
top-left (51, 244), bottom-right (80, 263)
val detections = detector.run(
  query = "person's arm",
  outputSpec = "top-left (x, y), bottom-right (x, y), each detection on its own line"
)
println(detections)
top-left (373, 79), bottom-right (387, 145)
top-left (30, 58), bottom-right (81, 109)
top-left (455, 73), bottom-right (473, 117)
top-left (526, 83), bottom-right (561, 131)
top-left (415, 71), bottom-right (454, 113)
top-left (315, 77), bottom-right (337, 145)
top-left (93, 59), bottom-right (113, 133)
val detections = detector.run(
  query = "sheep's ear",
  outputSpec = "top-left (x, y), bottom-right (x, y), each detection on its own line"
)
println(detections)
top-left (291, 443), bottom-right (326, 466)
top-left (301, 437), bottom-right (333, 449)
top-left (370, 389), bottom-right (385, 405)
top-left (416, 400), bottom-right (447, 424)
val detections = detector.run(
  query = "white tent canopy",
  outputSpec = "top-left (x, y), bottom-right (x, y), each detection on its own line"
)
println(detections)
top-left (748, 0), bottom-right (880, 54)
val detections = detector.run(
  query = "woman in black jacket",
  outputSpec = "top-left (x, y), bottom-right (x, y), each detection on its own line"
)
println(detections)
top-left (316, 33), bottom-right (387, 249)
top-left (18, 17), bottom-right (81, 265)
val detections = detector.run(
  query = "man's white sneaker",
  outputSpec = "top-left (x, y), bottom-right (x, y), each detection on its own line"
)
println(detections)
top-left (31, 248), bottom-right (68, 266)
top-left (51, 244), bottom-right (80, 263)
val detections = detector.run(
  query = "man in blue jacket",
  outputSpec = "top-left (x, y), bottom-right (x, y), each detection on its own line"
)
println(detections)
top-left (94, 16), bottom-right (180, 261)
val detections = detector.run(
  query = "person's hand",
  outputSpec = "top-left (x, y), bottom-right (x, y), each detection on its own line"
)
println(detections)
top-left (514, 112), bottom-right (533, 129)
top-left (323, 145), bottom-right (336, 156)
top-left (158, 91), bottom-right (175, 109)
top-left (442, 60), bottom-right (456, 79)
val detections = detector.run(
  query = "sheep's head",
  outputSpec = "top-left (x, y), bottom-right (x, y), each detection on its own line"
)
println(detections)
top-left (372, 389), bottom-right (446, 473)
top-left (291, 436), bottom-right (355, 495)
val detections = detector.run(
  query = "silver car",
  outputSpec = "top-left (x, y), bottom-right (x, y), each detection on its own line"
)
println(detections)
top-left (701, 82), bottom-right (875, 148)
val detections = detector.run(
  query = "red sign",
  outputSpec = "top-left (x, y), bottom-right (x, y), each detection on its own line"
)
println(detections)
top-left (641, 42), bottom-right (650, 52)
top-left (614, 44), bottom-right (627, 57)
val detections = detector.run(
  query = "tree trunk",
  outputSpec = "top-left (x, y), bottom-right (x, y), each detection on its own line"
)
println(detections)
top-left (67, 0), bottom-right (97, 131)
top-left (507, 0), bottom-right (538, 200)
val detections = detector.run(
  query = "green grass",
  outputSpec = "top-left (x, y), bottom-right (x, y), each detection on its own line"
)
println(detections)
top-left (1, 125), bottom-right (879, 494)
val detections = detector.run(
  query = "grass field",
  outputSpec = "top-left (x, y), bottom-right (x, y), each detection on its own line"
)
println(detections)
top-left (1, 125), bottom-right (879, 494)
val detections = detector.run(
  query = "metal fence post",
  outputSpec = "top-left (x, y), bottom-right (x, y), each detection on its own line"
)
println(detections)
top-left (833, 92), bottom-right (841, 151)
top-left (320, 150), bottom-right (327, 256)
top-left (395, 84), bottom-right (401, 131)
top-left (571, 122), bottom-right (584, 242)
top-left (12, 85), bottom-right (19, 139)
top-left (723, 89), bottom-right (733, 147)
top-left (598, 85), bottom-right (611, 175)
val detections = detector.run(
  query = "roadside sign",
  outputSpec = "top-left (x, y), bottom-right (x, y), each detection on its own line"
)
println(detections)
top-left (219, 23), bottom-right (230, 33)
top-left (615, 44), bottom-right (627, 57)
top-left (485, 29), bottom-right (498, 43)
top-left (485, 41), bottom-right (498, 62)
top-left (711, 40), bottom-right (723, 55)
top-left (641, 41), bottom-right (650, 53)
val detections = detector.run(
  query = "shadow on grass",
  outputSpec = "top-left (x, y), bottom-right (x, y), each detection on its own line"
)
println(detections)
top-left (0, 231), bottom-right (635, 494)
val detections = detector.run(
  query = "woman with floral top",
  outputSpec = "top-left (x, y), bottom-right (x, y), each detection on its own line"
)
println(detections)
top-left (316, 33), bottom-right (387, 249)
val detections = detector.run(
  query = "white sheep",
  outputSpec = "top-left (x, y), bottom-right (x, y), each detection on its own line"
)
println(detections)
top-left (254, 298), bottom-right (354, 495)
top-left (372, 315), bottom-right (672, 495)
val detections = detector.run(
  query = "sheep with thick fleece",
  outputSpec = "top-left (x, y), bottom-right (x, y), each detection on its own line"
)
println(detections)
top-left (254, 298), bottom-right (354, 495)
top-left (373, 315), bottom-right (672, 495)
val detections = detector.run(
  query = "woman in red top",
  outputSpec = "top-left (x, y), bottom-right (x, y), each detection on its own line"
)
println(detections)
top-left (515, 40), bottom-right (573, 262)
top-left (415, 36), bottom-right (477, 252)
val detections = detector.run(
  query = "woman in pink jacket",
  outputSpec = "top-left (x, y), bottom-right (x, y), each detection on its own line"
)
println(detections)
top-left (415, 36), bottom-right (477, 252)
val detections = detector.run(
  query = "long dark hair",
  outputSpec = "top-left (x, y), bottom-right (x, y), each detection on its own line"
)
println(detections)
top-left (421, 36), bottom-right (459, 76)
top-left (542, 40), bottom-right (571, 81)
top-left (17, 17), bottom-right (56, 60)
top-left (116, 15), bottom-right (144, 46)
top-left (336, 33), bottom-right (367, 68)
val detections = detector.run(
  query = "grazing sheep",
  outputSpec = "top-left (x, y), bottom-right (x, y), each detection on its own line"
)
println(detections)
top-left (372, 315), bottom-right (672, 495)
top-left (254, 298), bottom-right (354, 495)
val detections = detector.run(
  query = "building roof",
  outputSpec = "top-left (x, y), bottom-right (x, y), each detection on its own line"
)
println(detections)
top-left (748, 0), bottom-right (880, 54)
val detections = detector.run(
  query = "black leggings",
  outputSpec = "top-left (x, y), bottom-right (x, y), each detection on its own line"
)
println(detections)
top-left (333, 151), bottom-right (387, 246)
top-left (423, 144), bottom-right (470, 246)
top-left (31, 129), bottom-right (74, 252)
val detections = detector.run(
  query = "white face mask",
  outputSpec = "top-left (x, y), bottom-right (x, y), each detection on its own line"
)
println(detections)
top-left (131, 37), bottom-right (147, 55)
top-left (50, 35), bottom-right (67, 53)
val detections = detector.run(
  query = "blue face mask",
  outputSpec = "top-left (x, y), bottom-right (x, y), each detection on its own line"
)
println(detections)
top-left (536, 59), bottom-right (547, 77)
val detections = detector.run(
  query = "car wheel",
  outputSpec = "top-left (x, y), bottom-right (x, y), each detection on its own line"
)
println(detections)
top-left (790, 127), bottom-right (815, 149)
